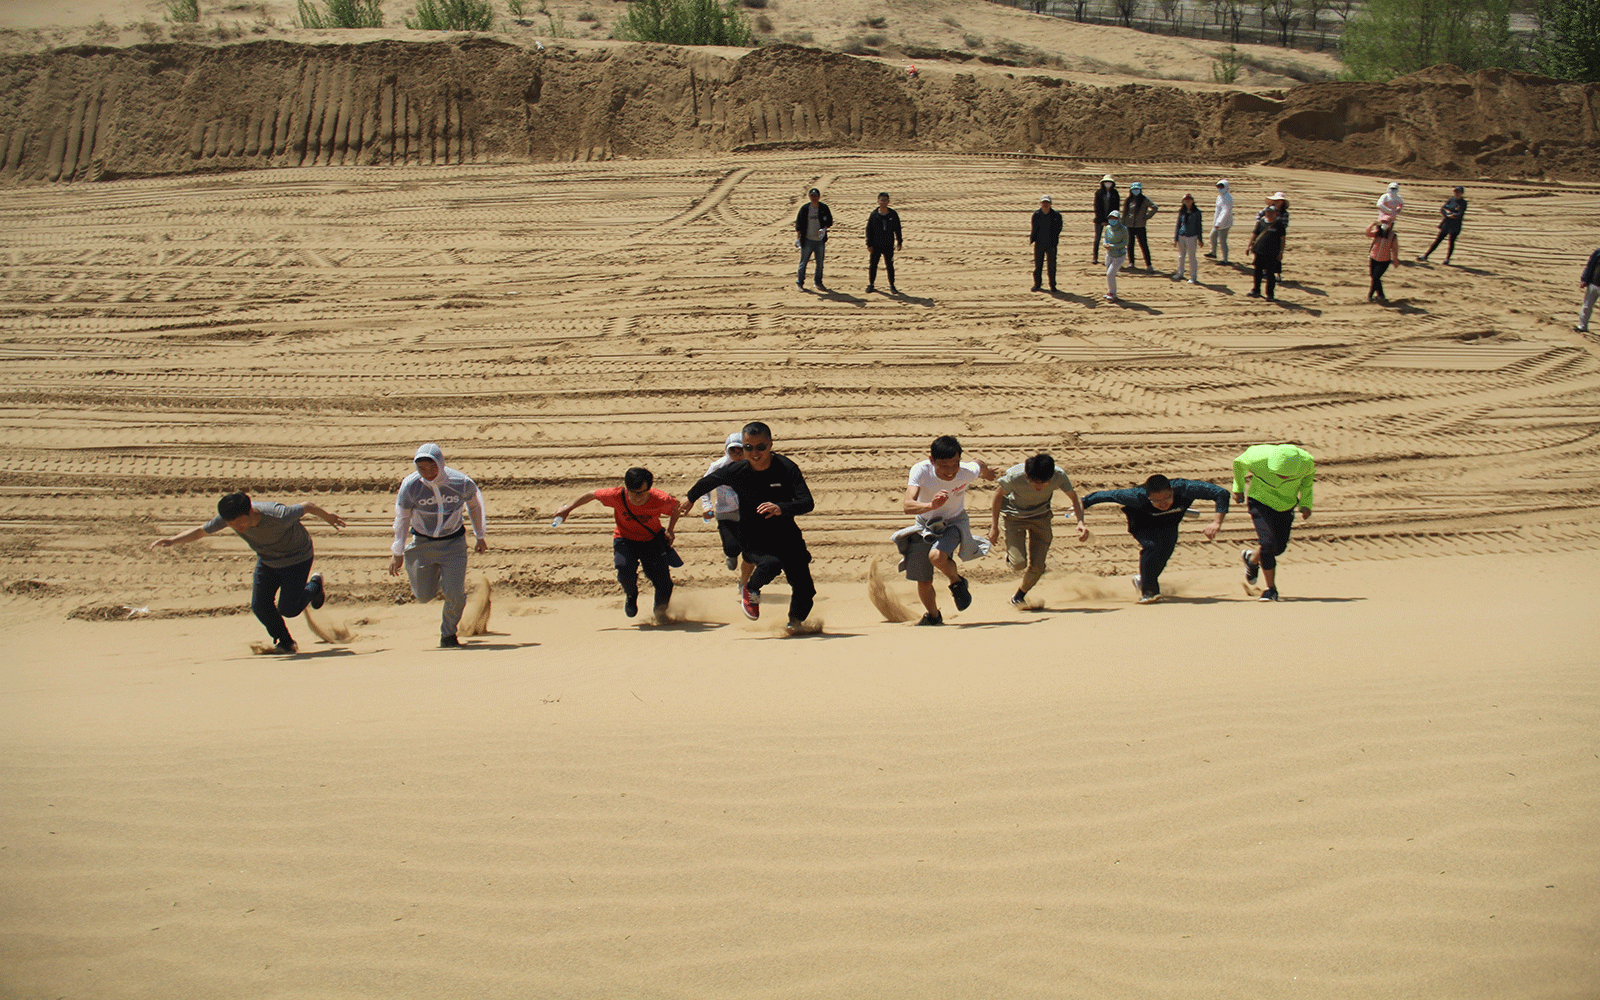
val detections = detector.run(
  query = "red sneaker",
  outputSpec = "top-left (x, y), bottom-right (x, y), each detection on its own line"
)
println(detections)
top-left (740, 584), bottom-right (760, 620)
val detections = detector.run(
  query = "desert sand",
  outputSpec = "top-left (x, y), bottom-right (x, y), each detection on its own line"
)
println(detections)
top-left (2, 2), bottom-right (1599, 998)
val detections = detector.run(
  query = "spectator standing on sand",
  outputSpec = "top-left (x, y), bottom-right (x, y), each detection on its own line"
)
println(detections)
top-left (1234, 443), bottom-right (1314, 603)
top-left (1247, 206), bottom-right (1285, 300)
top-left (1367, 216), bottom-right (1400, 302)
top-left (894, 435), bottom-right (998, 626)
top-left (700, 432), bottom-right (753, 587)
top-left (551, 467), bottom-right (682, 624)
top-left (865, 191), bottom-right (903, 294)
top-left (1081, 474), bottom-right (1228, 605)
top-left (1206, 179), bottom-right (1234, 263)
top-left (986, 452), bottom-right (1088, 609)
top-left (1577, 246), bottom-right (1600, 333)
top-left (1419, 186), bottom-right (1467, 264)
top-left (1093, 175), bottom-right (1120, 264)
top-left (150, 491), bottom-right (345, 655)
top-left (1102, 209), bottom-right (1129, 301)
top-left (794, 187), bottom-right (833, 291)
top-left (1122, 182), bottom-right (1159, 270)
top-left (390, 443), bottom-right (488, 648)
top-left (680, 421), bottom-right (817, 635)
top-left (1376, 181), bottom-right (1405, 218)
top-left (1172, 193), bottom-right (1203, 284)
top-left (1030, 195), bottom-right (1063, 292)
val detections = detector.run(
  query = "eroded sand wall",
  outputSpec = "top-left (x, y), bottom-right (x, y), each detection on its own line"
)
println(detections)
top-left (1, 39), bottom-right (1595, 183)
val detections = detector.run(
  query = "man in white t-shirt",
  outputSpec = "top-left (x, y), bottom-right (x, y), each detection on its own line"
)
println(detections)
top-left (897, 435), bottom-right (997, 625)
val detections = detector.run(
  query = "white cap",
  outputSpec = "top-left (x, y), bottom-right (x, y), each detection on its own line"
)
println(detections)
top-left (1040, 194), bottom-right (1052, 203)
top-left (1387, 181), bottom-right (1400, 190)
top-left (725, 432), bottom-right (744, 452)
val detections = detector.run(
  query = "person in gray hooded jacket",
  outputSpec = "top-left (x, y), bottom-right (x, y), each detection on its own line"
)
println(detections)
top-left (389, 443), bottom-right (488, 647)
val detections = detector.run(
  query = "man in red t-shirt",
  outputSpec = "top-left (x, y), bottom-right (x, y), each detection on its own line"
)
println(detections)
top-left (551, 467), bottom-right (682, 622)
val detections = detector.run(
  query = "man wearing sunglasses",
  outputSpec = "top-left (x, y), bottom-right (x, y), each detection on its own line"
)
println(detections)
top-left (681, 421), bottom-right (816, 635)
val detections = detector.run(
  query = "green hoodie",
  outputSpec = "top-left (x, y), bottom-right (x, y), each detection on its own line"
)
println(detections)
top-left (1232, 444), bottom-right (1313, 512)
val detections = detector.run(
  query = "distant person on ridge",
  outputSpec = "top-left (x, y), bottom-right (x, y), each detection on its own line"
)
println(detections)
top-left (1093, 175), bottom-right (1120, 264)
top-left (1121, 182), bottom-right (1159, 270)
top-left (865, 191), bottom-right (903, 294)
top-left (1030, 194), bottom-right (1062, 292)
top-left (794, 187), bottom-right (832, 291)
top-left (1418, 186), bottom-right (1467, 265)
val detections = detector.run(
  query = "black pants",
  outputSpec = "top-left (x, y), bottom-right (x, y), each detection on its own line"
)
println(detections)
top-left (868, 247), bottom-right (895, 287)
top-left (1033, 244), bottom-right (1057, 288)
top-left (1425, 229), bottom-right (1457, 259)
top-left (1369, 258), bottom-right (1390, 299)
top-left (1253, 258), bottom-right (1279, 297)
top-left (1248, 499), bottom-right (1295, 570)
top-left (716, 518), bottom-right (742, 560)
top-left (252, 557), bottom-right (315, 644)
top-left (1127, 227), bottom-right (1151, 267)
top-left (745, 538), bottom-right (816, 623)
top-left (1129, 522), bottom-right (1181, 598)
top-left (614, 537), bottom-right (675, 609)
top-left (1093, 221), bottom-right (1105, 262)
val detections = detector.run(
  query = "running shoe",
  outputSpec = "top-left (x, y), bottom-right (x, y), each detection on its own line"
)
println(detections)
top-left (1137, 592), bottom-right (1163, 605)
top-left (440, 634), bottom-right (461, 647)
top-left (268, 638), bottom-right (297, 655)
top-left (309, 572), bottom-right (326, 609)
top-left (1258, 588), bottom-right (1279, 602)
top-left (1131, 574), bottom-right (1141, 596)
top-left (783, 618), bottom-right (805, 636)
top-left (740, 584), bottom-right (760, 620)
top-left (1010, 589), bottom-right (1027, 608)
top-left (1241, 548), bottom-right (1259, 585)
top-left (624, 594), bottom-right (638, 618)
top-left (916, 611), bottom-right (944, 626)
top-left (949, 576), bottom-right (972, 612)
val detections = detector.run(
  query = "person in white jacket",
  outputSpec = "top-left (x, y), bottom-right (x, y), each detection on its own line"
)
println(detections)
top-left (1376, 181), bottom-right (1405, 218)
top-left (389, 442), bottom-right (488, 647)
top-left (700, 431), bottom-right (753, 585)
top-left (1207, 179), bottom-right (1234, 263)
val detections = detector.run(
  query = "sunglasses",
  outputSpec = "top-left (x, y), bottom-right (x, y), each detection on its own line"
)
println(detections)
top-left (744, 441), bottom-right (770, 452)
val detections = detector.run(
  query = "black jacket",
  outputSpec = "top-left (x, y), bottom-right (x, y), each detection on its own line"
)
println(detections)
top-left (1030, 208), bottom-right (1063, 249)
top-left (794, 201), bottom-right (833, 240)
top-left (687, 454), bottom-right (814, 549)
top-left (1094, 185), bottom-right (1120, 224)
top-left (1438, 196), bottom-right (1467, 234)
top-left (866, 208), bottom-right (903, 250)
top-left (1583, 248), bottom-right (1600, 286)
top-left (1174, 205), bottom-right (1204, 239)
top-left (1083, 479), bottom-right (1230, 536)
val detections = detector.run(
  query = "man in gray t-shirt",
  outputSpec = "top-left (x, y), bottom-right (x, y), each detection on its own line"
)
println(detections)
top-left (986, 453), bottom-right (1089, 607)
top-left (151, 491), bottom-right (346, 654)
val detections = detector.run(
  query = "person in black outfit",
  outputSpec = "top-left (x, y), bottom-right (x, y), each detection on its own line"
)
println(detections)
top-left (1419, 186), bottom-right (1467, 264)
top-left (681, 421), bottom-right (818, 635)
top-left (1121, 182), bottom-right (1158, 270)
top-left (865, 192), bottom-right (903, 294)
top-left (1081, 474), bottom-right (1229, 604)
top-left (1247, 206), bottom-right (1285, 300)
top-left (1093, 175), bottom-right (1119, 264)
top-left (1030, 195), bottom-right (1063, 292)
top-left (793, 187), bottom-right (833, 290)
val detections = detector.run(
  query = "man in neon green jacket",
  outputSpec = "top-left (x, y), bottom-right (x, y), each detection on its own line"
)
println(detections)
top-left (1232, 443), bottom-right (1313, 602)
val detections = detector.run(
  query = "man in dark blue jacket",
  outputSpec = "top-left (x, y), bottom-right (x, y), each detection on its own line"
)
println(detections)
top-left (794, 187), bottom-right (833, 290)
top-left (1419, 186), bottom-right (1468, 265)
top-left (1030, 195), bottom-right (1063, 292)
top-left (1082, 474), bottom-right (1229, 604)
top-left (865, 192), bottom-right (904, 294)
top-left (1579, 247), bottom-right (1600, 333)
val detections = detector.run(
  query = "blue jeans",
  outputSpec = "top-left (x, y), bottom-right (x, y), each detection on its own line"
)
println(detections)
top-left (797, 239), bottom-right (825, 285)
top-left (1129, 522), bottom-right (1180, 598)
top-left (252, 557), bottom-right (315, 643)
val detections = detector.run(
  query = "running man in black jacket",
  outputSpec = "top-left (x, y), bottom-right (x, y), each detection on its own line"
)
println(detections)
top-left (682, 421), bottom-right (818, 634)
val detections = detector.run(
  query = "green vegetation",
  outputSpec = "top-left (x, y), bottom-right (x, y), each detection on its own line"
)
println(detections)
top-left (167, 0), bottom-right (200, 23)
top-left (1536, 0), bottom-right (1600, 81)
top-left (613, 0), bottom-right (753, 46)
top-left (1212, 44), bottom-right (1244, 82)
top-left (406, 0), bottom-right (495, 30)
top-left (1339, 0), bottom-right (1517, 79)
top-left (297, 0), bottom-right (383, 28)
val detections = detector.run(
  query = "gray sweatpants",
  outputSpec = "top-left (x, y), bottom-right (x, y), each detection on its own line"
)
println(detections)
top-left (1579, 284), bottom-right (1599, 332)
top-left (405, 532), bottom-right (468, 638)
top-left (1210, 227), bottom-right (1230, 261)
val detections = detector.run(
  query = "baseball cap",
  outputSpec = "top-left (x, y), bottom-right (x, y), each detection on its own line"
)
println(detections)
top-left (1107, 209), bottom-right (1120, 219)
top-left (1040, 195), bottom-right (1052, 203)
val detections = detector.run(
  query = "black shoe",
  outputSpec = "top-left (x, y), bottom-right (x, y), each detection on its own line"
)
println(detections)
top-left (309, 572), bottom-right (326, 610)
top-left (440, 634), bottom-right (461, 647)
top-left (866, 284), bottom-right (875, 293)
top-left (889, 285), bottom-right (898, 295)
top-left (268, 637), bottom-right (297, 655)
top-left (1258, 588), bottom-right (1279, 602)
top-left (796, 280), bottom-right (804, 289)
top-left (1247, 291), bottom-right (1261, 298)
top-left (1010, 589), bottom-right (1027, 608)
top-left (1030, 285), bottom-right (1043, 292)
top-left (725, 554), bottom-right (738, 571)
top-left (916, 611), bottom-right (943, 626)
top-left (1049, 284), bottom-right (1057, 292)
top-left (624, 594), bottom-right (638, 618)
top-left (949, 576), bottom-right (972, 612)
top-left (1241, 548), bottom-right (1259, 585)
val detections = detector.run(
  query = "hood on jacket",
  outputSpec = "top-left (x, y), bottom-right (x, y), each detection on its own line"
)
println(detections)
top-left (1265, 445), bottom-right (1311, 478)
top-left (724, 432), bottom-right (744, 453)
top-left (414, 442), bottom-right (445, 468)
top-left (1216, 179), bottom-right (1230, 192)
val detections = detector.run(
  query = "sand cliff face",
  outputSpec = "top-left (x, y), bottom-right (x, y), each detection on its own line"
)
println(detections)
top-left (1, 40), bottom-right (1595, 183)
